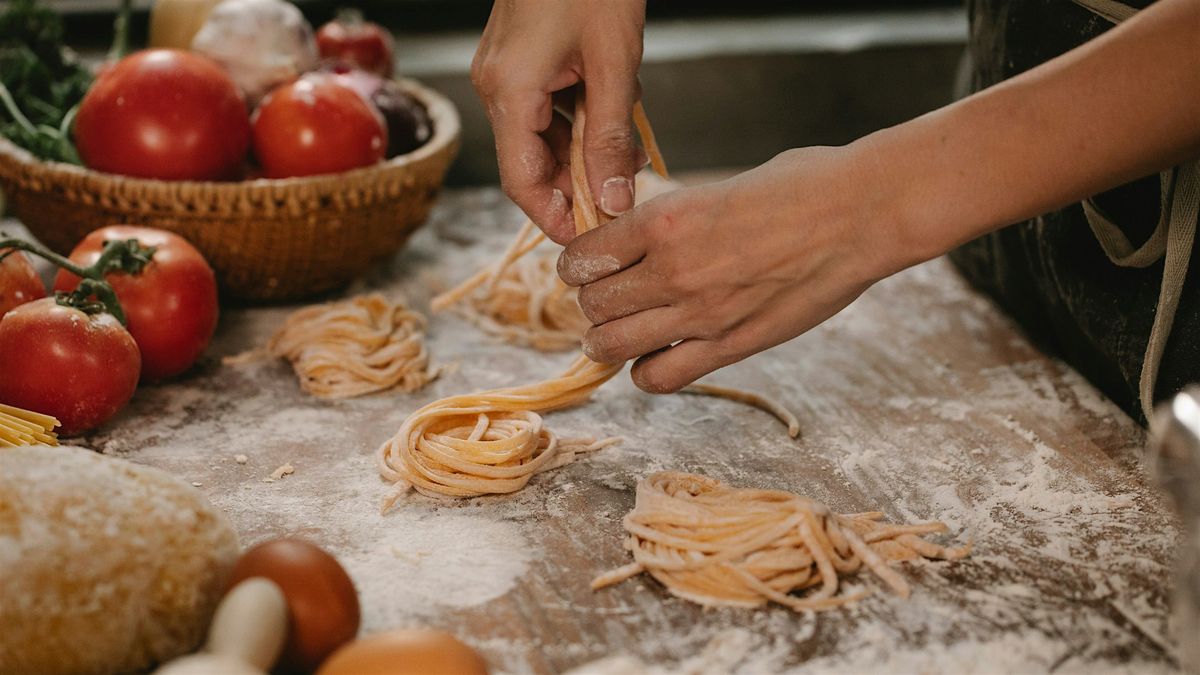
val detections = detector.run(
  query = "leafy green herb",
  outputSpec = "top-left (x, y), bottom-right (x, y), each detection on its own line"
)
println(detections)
top-left (0, 0), bottom-right (93, 163)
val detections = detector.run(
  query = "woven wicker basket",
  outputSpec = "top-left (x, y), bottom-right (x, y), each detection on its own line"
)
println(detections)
top-left (0, 78), bottom-right (460, 302)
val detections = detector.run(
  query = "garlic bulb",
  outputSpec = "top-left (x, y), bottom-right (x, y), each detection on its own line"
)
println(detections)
top-left (191, 0), bottom-right (318, 107)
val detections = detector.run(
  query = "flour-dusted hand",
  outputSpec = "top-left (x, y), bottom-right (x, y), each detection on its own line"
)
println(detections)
top-left (558, 146), bottom-right (907, 394)
top-left (471, 0), bottom-right (646, 243)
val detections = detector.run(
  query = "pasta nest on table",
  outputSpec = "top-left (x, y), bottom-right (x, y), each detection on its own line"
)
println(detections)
top-left (592, 472), bottom-right (971, 611)
top-left (267, 293), bottom-right (436, 399)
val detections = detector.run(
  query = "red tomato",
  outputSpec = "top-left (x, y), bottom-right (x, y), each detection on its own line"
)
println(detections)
top-left (54, 226), bottom-right (218, 382)
top-left (75, 49), bottom-right (250, 181)
top-left (252, 75), bottom-right (387, 178)
top-left (0, 298), bottom-right (140, 435)
top-left (0, 249), bottom-right (46, 317)
top-left (316, 12), bottom-right (395, 77)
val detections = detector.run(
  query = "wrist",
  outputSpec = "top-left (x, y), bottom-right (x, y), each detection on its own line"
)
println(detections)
top-left (845, 109), bottom-right (990, 278)
top-left (832, 134), bottom-right (939, 283)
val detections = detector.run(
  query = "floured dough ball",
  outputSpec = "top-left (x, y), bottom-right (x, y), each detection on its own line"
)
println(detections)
top-left (0, 446), bottom-right (240, 675)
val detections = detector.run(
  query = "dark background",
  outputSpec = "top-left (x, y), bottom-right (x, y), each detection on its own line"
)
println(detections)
top-left (52, 0), bottom-right (961, 46)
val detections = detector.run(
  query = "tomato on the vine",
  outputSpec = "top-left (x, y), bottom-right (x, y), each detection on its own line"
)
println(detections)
top-left (0, 298), bottom-right (140, 435)
top-left (75, 49), bottom-right (251, 181)
top-left (0, 248), bottom-right (45, 317)
top-left (54, 226), bottom-right (219, 382)
top-left (252, 74), bottom-right (387, 179)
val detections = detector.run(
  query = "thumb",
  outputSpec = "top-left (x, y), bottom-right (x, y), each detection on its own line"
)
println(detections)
top-left (583, 73), bottom-right (640, 218)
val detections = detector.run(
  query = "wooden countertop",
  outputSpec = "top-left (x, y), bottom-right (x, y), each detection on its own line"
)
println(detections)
top-left (65, 184), bottom-right (1179, 674)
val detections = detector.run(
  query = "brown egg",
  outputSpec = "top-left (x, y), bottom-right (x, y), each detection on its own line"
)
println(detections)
top-left (316, 630), bottom-right (489, 675)
top-left (226, 539), bottom-right (360, 674)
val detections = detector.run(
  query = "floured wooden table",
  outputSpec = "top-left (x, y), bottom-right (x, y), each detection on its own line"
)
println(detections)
top-left (67, 185), bottom-right (1178, 674)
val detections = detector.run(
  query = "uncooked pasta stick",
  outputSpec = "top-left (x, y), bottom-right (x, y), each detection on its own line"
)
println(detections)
top-left (0, 403), bottom-right (59, 447)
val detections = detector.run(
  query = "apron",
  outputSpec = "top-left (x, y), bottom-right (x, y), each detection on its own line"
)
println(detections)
top-left (950, 0), bottom-right (1200, 425)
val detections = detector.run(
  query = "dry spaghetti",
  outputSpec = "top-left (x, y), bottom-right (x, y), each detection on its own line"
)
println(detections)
top-left (592, 472), bottom-right (971, 611)
top-left (262, 293), bottom-right (436, 399)
top-left (0, 403), bottom-right (59, 447)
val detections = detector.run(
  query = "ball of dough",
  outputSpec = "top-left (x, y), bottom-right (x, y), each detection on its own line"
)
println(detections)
top-left (0, 446), bottom-right (240, 675)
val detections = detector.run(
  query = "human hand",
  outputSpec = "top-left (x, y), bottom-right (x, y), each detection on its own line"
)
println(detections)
top-left (557, 145), bottom-right (909, 393)
top-left (471, 0), bottom-right (647, 243)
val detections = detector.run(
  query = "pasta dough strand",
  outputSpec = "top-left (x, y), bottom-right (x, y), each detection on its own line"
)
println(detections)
top-left (377, 92), bottom-right (637, 502)
top-left (592, 472), bottom-right (971, 611)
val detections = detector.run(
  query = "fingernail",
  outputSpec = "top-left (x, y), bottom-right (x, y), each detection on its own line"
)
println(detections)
top-left (599, 177), bottom-right (634, 217)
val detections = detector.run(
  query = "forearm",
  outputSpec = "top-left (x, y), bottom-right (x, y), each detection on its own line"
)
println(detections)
top-left (859, 0), bottom-right (1200, 271)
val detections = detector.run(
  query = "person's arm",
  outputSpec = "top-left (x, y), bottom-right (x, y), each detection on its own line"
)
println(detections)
top-left (471, 0), bottom-right (647, 244)
top-left (559, 0), bottom-right (1200, 394)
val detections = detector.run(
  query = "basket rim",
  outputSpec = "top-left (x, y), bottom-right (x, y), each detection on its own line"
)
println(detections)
top-left (0, 76), bottom-right (461, 195)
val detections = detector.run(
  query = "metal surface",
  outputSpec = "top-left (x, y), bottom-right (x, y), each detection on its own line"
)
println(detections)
top-left (1152, 389), bottom-right (1200, 673)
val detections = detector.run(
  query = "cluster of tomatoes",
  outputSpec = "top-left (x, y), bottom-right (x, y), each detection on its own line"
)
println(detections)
top-left (75, 13), bottom-right (417, 181)
top-left (0, 227), bottom-right (218, 435)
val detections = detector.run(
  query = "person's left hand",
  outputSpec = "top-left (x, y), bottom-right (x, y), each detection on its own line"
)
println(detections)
top-left (557, 145), bottom-right (912, 393)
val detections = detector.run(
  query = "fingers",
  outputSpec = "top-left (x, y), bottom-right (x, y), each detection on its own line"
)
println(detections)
top-left (583, 68), bottom-right (641, 218)
top-left (557, 208), bottom-right (649, 286)
top-left (489, 91), bottom-right (577, 242)
top-left (580, 306), bottom-right (692, 364)
top-left (630, 337), bottom-right (748, 394)
top-left (576, 262), bottom-right (672, 325)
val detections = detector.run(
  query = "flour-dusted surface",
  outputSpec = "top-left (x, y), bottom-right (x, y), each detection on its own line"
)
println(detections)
top-left (61, 185), bottom-right (1178, 674)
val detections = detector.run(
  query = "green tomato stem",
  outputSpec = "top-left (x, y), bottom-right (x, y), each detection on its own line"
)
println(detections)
top-left (0, 234), bottom-right (152, 326)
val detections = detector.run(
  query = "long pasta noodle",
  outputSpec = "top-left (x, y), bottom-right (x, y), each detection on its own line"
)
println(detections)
top-left (379, 94), bottom-right (809, 501)
top-left (0, 403), bottom-right (59, 447)
top-left (591, 472), bottom-right (971, 611)
top-left (432, 220), bottom-right (589, 352)
top-left (377, 93), bottom-right (647, 503)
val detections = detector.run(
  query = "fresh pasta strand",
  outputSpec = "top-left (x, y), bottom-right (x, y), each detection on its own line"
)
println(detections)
top-left (682, 383), bottom-right (801, 439)
top-left (250, 293), bottom-right (437, 399)
top-left (591, 472), bottom-right (971, 611)
top-left (378, 95), bottom-right (810, 502)
top-left (431, 170), bottom-right (678, 352)
top-left (432, 220), bottom-right (589, 352)
top-left (0, 403), bottom-right (59, 447)
top-left (377, 91), bottom-right (642, 503)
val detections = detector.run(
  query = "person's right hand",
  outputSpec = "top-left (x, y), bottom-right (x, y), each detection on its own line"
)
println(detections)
top-left (472, 0), bottom-right (647, 243)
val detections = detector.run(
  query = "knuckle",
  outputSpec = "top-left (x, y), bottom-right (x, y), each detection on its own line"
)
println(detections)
top-left (576, 285), bottom-right (605, 324)
top-left (642, 207), bottom-right (679, 247)
top-left (582, 329), bottom-right (621, 364)
top-left (715, 330), bottom-right (754, 363)
top-left (471, 59), bottom-right (500, 95)
top-left (587, 125), bottom-right (636, 157)
top-left (632, 366), bottom-right (680, 395)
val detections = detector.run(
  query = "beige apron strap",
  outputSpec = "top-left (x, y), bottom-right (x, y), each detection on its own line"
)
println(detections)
top-left (1069, 0), bottom-right (1198, 422)
top-left (1136, 162), bottom-right (1199, 421)
top-left (1081, 171), bottom-right (1170, 267)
